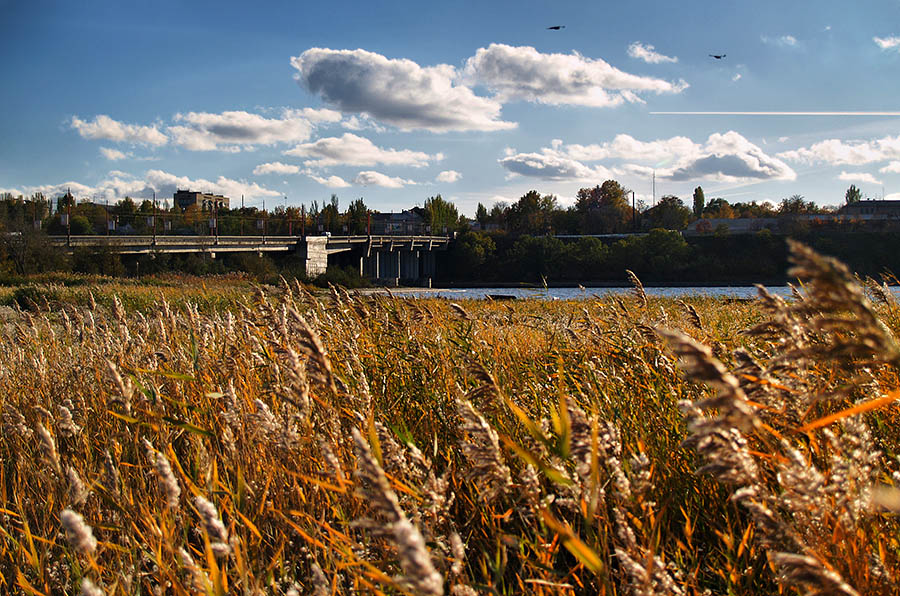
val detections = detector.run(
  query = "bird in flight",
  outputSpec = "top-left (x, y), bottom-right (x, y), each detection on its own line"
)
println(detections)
top-left (709, 54), bottom-right (726, 59)
top-left (547, 25), bottom-right (565, 30)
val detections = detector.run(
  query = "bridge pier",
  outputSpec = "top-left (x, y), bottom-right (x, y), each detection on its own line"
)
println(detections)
top-left (298, 237), bottom-right (328, 278)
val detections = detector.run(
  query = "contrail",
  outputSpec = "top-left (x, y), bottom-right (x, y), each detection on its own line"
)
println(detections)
top-left (651, 111), bottom-right (900, 116)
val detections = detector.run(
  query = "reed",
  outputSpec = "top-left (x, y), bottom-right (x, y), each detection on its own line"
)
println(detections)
top-left (1, 243), bottom-right (900, 594)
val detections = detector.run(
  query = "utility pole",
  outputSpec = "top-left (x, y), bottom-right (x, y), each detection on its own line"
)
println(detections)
top-left (106, 199), bottom-right (110, 236)
top-left (152, 192), bottom-right (157, 244)
top-left (301, 204), bottom-right (306, 239)
top-left (66, 187), bottom-right (71, 247)
top-left (240, 194), bottom-right (244, 236)
top-left (632, 190), bottom-right (636, 232)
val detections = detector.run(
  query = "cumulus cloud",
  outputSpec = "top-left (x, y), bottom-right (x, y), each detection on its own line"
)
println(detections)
top-left (284, 133), bottom-right (440, 168)
top-left (874, 36), bottom-right (900, 51)
top-left (499, 149), bottom-right (613, 181)
top-left (664, 132), bottom-right (796, 181)
top-left (436, 170), bottom-right (462, 183)
top-left (465, 43), bottom-right (687, 107)
top-left (307, 173), bottom-right (351, 188)
top-left (167, 109), bottom-right (317, 151)
top-left (564, 134), bottom-right (700, 163)
top-left (100, 147), bottom-right (130, 161)
top-left (292, 48), bottom-right (515, 132)
top-left (71, 115), bottom-right (168, 146)
top-left (354, 170), bottom-right (416, 188)
top-left (144, 170), bottom-right (280, 199)
top-left (3, 170), bottom-right (280, 203)
top-left (627, 42), bottom-right (678, 64)
top-left (777, 136), bottom-right (900, 165)
top-left (298, 108), bottom-right (343, 123)
top-left (838, 171), bottom-right (881, 185)
top-left (253, 162), bottom-right (301, 175)
top-left (503, 131), bottom-right (794, 183)
top-left (761, 34), bottom-right (799, 47)
top-left (880, 161), bottom-right (900, 173)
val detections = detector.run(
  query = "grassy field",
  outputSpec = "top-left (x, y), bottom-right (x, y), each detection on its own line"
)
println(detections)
top-left (2, 241), bottom-right (900, 595)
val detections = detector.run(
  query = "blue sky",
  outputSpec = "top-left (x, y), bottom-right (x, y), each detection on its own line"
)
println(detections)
top-left (2, 0), bottom-right (900, 215)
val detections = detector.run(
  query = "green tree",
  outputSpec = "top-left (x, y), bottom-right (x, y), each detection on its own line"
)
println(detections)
top-left (345, 198), bottom-right (369, 235)
top-left (692, 186), bottom-right (705, 218)
top-left (475, 203), bottom-right (489, 226)
top-left (779, 194), bottom-right (819, 215)
top-left (845, 184), bottom-right (862, 205)
top-left (507, 190), bottom-right (558, 235)
top-left (320, 194), bottom-right (341, 232)
top-left (450, 230), bottom-right (496, 278)
top-left (424, 194), bottom-right (460, 233)
top-left (643, 195), bottom-right (691, 230)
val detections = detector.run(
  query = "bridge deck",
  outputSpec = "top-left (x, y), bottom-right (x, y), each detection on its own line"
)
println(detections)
top-left (47, 235), bottom-right (450, 255)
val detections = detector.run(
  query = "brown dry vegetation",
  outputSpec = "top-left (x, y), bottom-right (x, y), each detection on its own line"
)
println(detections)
top-left (2, 241), bottom-right (900, 595)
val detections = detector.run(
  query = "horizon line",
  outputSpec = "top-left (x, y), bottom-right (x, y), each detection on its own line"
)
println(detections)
top-left (650, 111), bottom-right (900, 116)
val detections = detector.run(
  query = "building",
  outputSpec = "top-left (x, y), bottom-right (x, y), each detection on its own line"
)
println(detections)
top-left (369, 210), bottom-right (426, 234)
top-left (173, 189), bottom-right (230, 211)
top-left (839, 199), bottom-right (900, 220)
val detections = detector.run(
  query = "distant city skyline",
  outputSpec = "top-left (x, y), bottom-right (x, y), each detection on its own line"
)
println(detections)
top-left (2, 0), bottom-right (900, 215)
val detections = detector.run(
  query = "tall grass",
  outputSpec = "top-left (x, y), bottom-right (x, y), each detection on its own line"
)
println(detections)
top-left (2, 242), bottom-right (900, 595)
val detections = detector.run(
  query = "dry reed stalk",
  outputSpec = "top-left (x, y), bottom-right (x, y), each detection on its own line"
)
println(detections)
top-left (79, 578), bottom-right (105, 596)
top-left (142, 438), bottom-right (181, 509)
top-left (61, 508), bottom-right (97, 555)
top-left (194, 495), bottom-right (231, 557)
top-left (455, 398), bottom-right (511, 503)
top-left (351, 428), bottom-right (444, 596)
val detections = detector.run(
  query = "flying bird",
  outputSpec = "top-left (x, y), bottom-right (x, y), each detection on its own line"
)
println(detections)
top-left (709, 54), bottom-right (726, 59)
top-left (547, 25), bottom-right (565, 30)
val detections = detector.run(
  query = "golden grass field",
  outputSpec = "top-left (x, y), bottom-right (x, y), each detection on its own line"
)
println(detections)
top-left (2, 241), bottom-right (900, 595)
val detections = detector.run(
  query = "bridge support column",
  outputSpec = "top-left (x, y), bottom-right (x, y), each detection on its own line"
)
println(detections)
top-left (298, 237), bottom-right (328, 278)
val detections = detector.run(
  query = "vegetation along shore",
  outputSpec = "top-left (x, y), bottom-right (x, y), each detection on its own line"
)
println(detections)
top-left (2, 241), bottom-right (900, 594)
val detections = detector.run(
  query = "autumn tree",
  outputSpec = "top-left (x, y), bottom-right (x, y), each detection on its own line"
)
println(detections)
top-left (576, 180), bottom-right (631, 233)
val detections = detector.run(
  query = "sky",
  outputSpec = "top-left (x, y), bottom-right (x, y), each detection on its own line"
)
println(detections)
top-left (2, 0), bottom-right (900, 215)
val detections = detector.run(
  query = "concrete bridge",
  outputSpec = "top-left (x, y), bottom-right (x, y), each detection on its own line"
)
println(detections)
top-left (48, 235), bottom-right (450, 284)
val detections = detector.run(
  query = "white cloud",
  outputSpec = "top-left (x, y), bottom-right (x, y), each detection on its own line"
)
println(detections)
top-left (436, 170), bottom-right (462, 183)
top-left (71, 115), bottom-right (168, 146)
top-left (564, 134), bottom-right (700, 163)
top-left (284, 133), bottom-right (440, 167)
top-left (627, 42), bottom-right (678, 64)
top-left (341, 114), bottom-right (386, 132)
top-left (298, 108), bottom-right (343, 123)
top-left (498, 148), bottom-right (613, 181)
top-left (354, 171), bottom-right (416, 188)
top-left (307, 174), bottom-right (351, 188)
top-left (778, 136), bottom-right (900, 165)
top-left (838, 171), bottom-right (882, 185)
top-left (100, 147), bottom-right (130, 161)
top-left (880, 161), bottom-right (900, 173)
top-left (505, 131), bottom-right (794, 183)
top-left (292, 47), bottom-right (515, 132)
top-left (664, 132), bottom-right (796, 182)
top-left (253, 162), bottom-right (301, 175)
top-left (7, 170), bottom-right (282, 203)
top-left (168, 109), bottom-right (316, 151)
top-left (144, 170), bottom-right (280, 200)
top-left (464, 43), bottom-right (687, 108)
top-left (874, 36), bottom-right (900, 51)
top-left (761, 35), bottom-right (799, 47)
